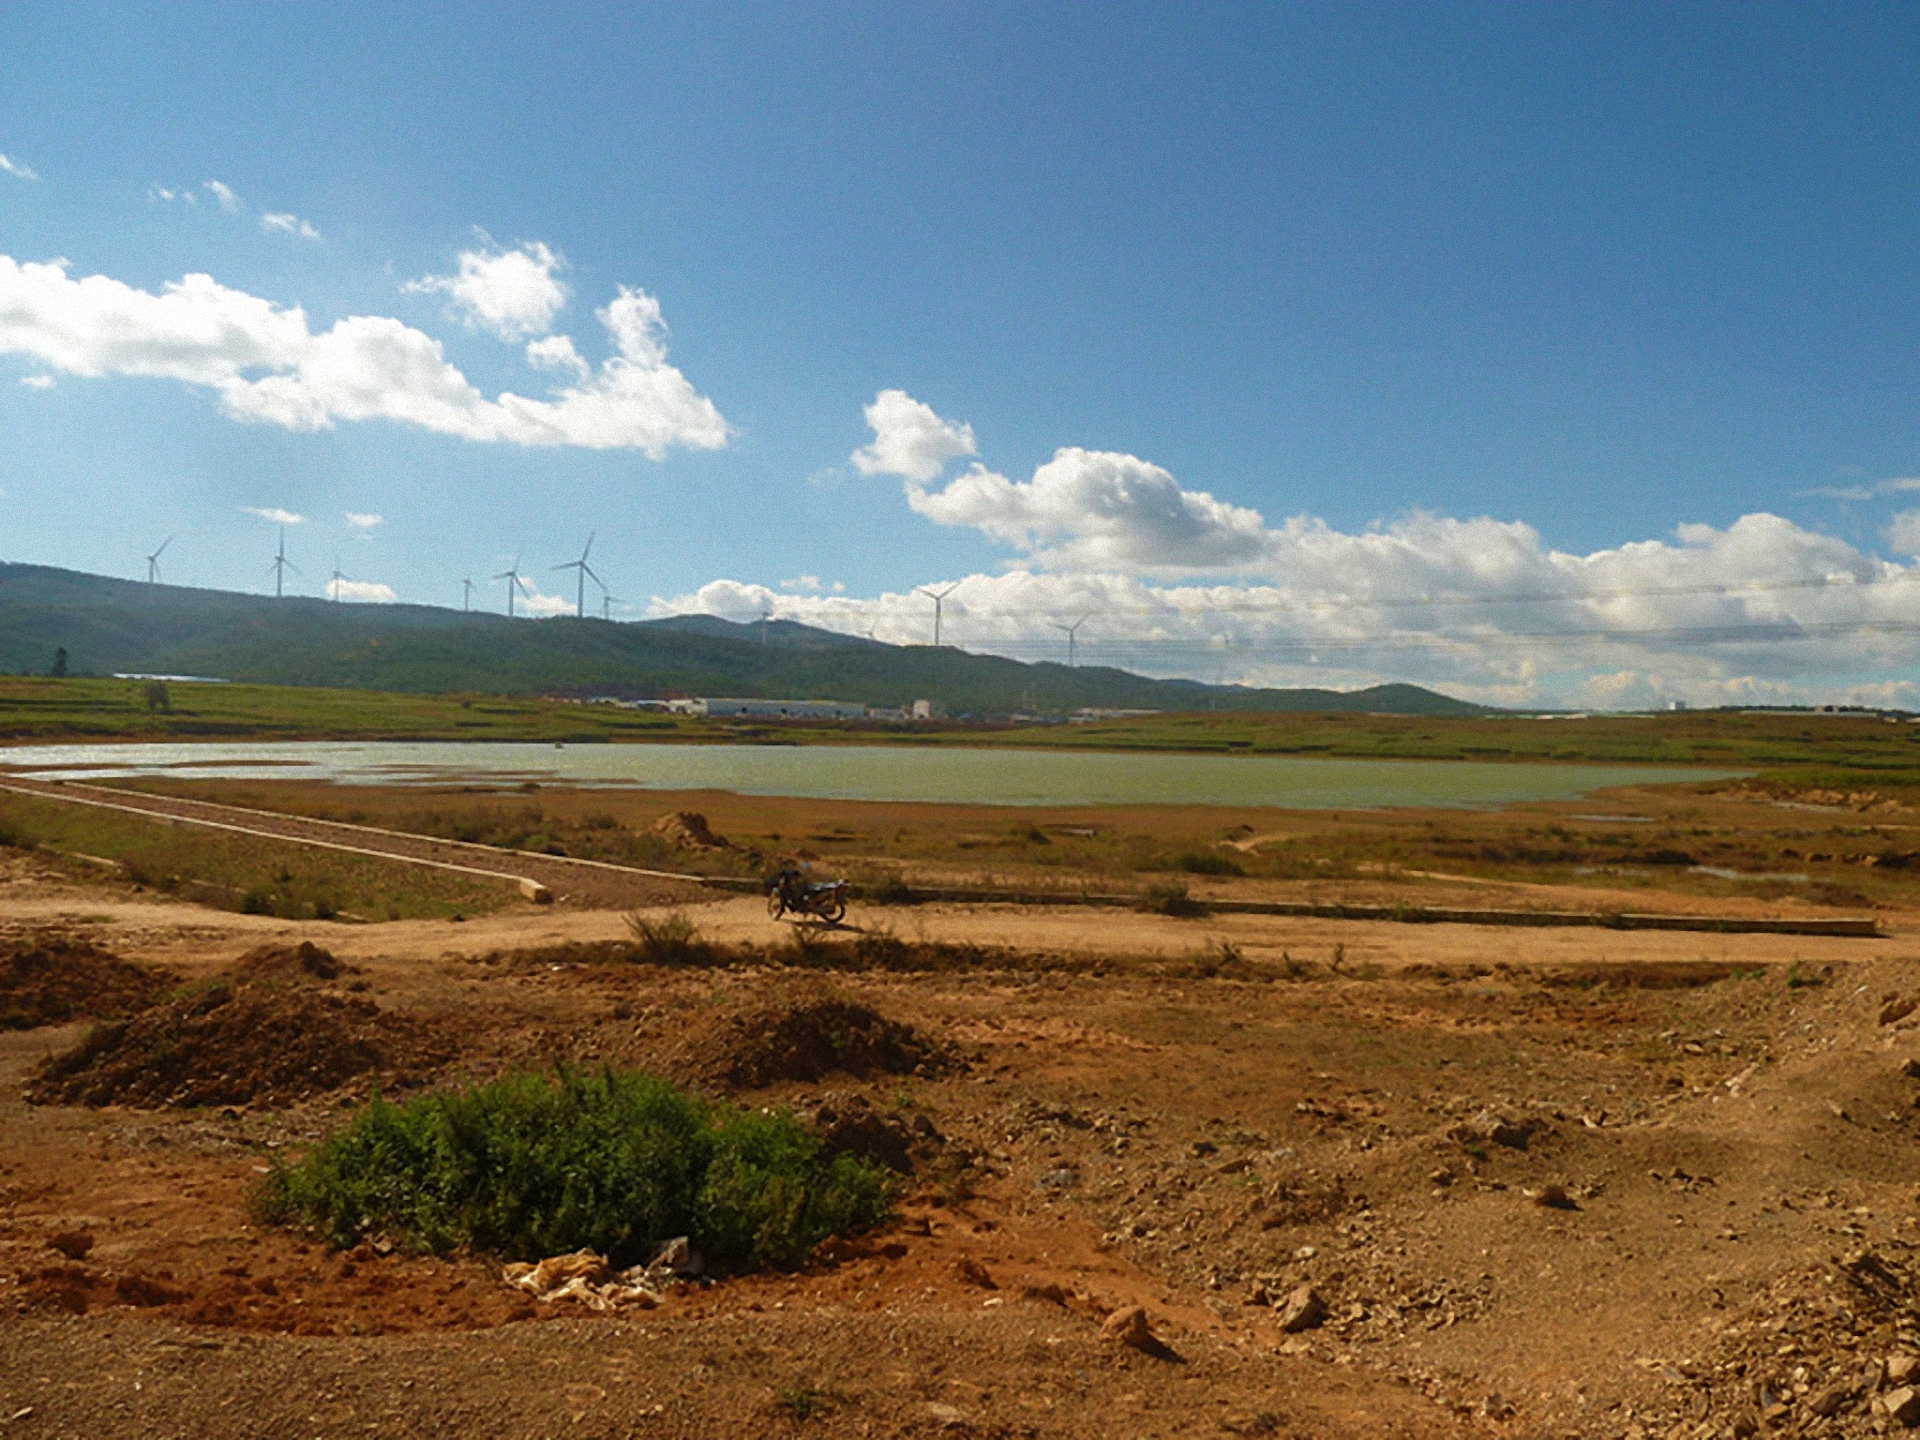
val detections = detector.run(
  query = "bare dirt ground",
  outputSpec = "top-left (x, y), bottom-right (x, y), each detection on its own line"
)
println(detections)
top-left (3, 812), bottom-right (1920, 1438)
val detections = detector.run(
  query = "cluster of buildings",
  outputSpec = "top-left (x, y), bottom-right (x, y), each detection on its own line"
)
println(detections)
top-left (578, 695), bottom-right (944, 722)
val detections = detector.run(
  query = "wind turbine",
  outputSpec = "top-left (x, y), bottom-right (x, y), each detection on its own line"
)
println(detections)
top-left (144, 536), bottom-right (173, 585)
top-left (916, 582), bottom-right (961, 647)
top-left (1051, 613), bottom-right (1092, 668)
top-left (494, 555), bottom-right (532, 617)
top-left (269, 528), bottom-right (299, 598)
top-left (552, 532), bottom-right (601, 619)
top-left (600, 590), bottom-right (623, 622)
top-left (759, 604), bottom-right (773, 646)
top-left (462, 578), bottom-right (474, 612)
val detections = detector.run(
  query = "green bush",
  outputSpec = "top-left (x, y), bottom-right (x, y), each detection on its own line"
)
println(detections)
top-left (256, 1068), bottom-right (891, 1272)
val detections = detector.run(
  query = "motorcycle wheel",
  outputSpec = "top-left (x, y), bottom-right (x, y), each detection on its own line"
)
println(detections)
top-left (817, 894), bottom-right (847, 924)
top-left (767, 892), bottom-right (787, 920)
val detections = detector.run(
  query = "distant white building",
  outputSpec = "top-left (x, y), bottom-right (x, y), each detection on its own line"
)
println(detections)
top-left (672, 697), bottom-right (870, 720)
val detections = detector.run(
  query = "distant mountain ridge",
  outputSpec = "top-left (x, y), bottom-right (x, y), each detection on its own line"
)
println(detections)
top-left (0, 563), bottom-right (1485, 717)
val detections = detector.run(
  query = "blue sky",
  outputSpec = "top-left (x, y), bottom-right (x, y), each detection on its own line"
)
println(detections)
top-left (4, 2), bottom-right (1920, 707)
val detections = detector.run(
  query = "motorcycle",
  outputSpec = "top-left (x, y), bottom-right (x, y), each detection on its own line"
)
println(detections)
top-left (765, 867), bottom-right (849, 924)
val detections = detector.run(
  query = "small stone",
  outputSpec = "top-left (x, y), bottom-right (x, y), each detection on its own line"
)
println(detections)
top-left (1480, 1393), bottom-right (1513, 1420)
top-left (1886, 1385), bottom-right (1920, 1427)
top-left (1901, 1058), bottom-right (1920, 1079)
top-left (1891, 1355), bottom-right (1920, 1387)
top-left (1449, 1109), bottom-right (1530, 1150)
top-left (1429, 1168), bottom-right (1453, 1188)
top-left (1101, 1305), bottom-right (1155, 1351)
top-left (1276, 1284), bottom-right (1326, 1334)
top-left (1531, 1184), bottom-right (1579, 1211)
top-left (1809, 1383), bottom-right (1857, 1418)
top-left (951, 1257), bottom-right (996, 1290)
top-left (1882, 996), bottom-right (1918, 1027)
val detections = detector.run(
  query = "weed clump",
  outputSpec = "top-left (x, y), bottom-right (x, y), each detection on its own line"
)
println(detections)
top-left (256, 1068), bottom-right (892, 1272)
top-left (624, 910), bottom-right (715, 966)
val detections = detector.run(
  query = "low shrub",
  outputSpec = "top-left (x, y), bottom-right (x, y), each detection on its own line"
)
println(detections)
top-left (256, 1068), bottom-right (892, 1272)
top-left (624, 910), bottom-right (715, 966)
top-left (1177, 850), bottom-right (1245, 877)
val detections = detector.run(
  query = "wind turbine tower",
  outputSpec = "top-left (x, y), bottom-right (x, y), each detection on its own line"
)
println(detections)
top-left (1051, 613), bottom-right (1092, 668)
top-left (144, 536), bottom-right (173, 585)
top-left (494, 556), bottom-right (532, 617)
top-left (916, 583), bottom-right (961, 647)
top-left (329, 557), bottom-right (348, 602)
top-left (269, 528), bottom-right (298, 598)
top-left (462, 578), bottom-right (474, 612)
top-left (553, 533), bottom-right (601, 619)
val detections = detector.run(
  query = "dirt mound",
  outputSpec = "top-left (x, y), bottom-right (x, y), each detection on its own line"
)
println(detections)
top-left (798, 1093), bottom-right (948, 1173)
top-left (0, 935), bottom-right (175, 1030)
top-left (28, 965), bottom-right (449, 1109)
top-left (227, 940), bottom-right (350, 985)
top-left (650, 811), bottom-right (731, 850)
top-left (672, 991), bottom-right (957, 1090)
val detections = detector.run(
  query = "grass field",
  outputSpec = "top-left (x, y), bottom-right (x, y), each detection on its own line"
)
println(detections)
top-left (0, 787), bottom-right (508, 920)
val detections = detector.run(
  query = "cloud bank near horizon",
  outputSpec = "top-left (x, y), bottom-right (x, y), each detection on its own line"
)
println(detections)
top-left (649, 390), bottom-right (1920, 711)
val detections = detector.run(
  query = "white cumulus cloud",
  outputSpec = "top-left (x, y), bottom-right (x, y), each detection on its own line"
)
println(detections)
top-left (260, 212), bottom-right (321, 241)
top-left (148, 184), bottom-right (194, 205)
top-left (912, 448), bottom-right (1271, 572)
top-left (243, 506), bottom-right (305, 525)
top-left (525, 334), bottom-right (589, 379)
top-left (405, 240), bottom-right (569, 341)
top-left (852, 389), bottom-right (977, 484)
top-left (345, 512), bottom-right (383, 531)
top-left (0, 154), bottom-right (39, 182)
top-left (18, 373), bottom-right (53, 389)
top-left (326, 577), bottom-right (396, 602)
top-left (0, 254), bottom-right (727, 456)
top-left (203, 180), bottom-right (241, 213)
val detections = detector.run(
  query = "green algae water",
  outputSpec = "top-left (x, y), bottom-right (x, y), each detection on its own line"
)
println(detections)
top-left (0, 741), bottom-right (1740, 810)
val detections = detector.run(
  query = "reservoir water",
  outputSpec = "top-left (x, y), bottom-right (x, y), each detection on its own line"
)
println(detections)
top-left (0, 741), bottom-right (1740, 810)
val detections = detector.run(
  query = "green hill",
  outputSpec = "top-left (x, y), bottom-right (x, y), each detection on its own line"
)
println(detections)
top-left (0, 562), bottom-right (1483, 718)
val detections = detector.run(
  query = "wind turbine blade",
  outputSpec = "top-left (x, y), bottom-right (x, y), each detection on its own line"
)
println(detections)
top-left (155, 536), bottom-right (173, 560)
top-left (581, 563), bottom-right (601, 586)
top-left (582, 532), bottom-right (594, 563)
